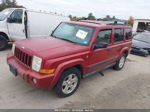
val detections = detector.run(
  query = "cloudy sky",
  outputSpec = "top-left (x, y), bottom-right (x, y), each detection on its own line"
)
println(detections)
top-left (16, 0), bottom-right (150, 19)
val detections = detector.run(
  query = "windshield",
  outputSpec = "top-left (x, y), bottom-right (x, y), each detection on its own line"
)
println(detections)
top-left (0, 9), bottom-right (13, 21)
top-left (134, 33), bottom-right (150, 43)
top-left (52, 23), bottom-right (95, 46)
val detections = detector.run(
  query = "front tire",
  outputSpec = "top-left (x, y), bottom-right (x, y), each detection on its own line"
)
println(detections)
top-left (55, 67), bottom-right (81, 97)
top-left (0, 35), bottom-right (8, 51)
top-left (113, 53), bottom-right (126, 70)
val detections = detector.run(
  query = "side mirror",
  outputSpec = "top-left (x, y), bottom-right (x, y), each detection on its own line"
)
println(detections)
top-left (51, 30), bottom-right (54, 36)
top-left (51, 30), bottom-right (54, 34)
top-left (94, 42), bottom-right (108, 50)
top-left (7, 17), bottom-right (13, 23)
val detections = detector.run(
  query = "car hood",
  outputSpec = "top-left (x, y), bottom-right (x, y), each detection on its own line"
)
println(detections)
top-left (15, 36), bottom-right (89, 60)
top-left (132, 39), bottom-right (150, 49)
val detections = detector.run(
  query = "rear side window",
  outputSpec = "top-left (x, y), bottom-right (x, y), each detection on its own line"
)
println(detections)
top-left (114, 28), bottom-right (124, 42)
top-left (96, 29), bottom-right (112, 44)
top-left (125, 29), bottom-right (132, 40)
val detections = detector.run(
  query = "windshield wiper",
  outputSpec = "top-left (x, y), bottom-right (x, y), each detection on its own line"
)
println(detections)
top-left (58, 38), bottom-right (77, 44)
top-left (51, 35), bottom-right (80, 45)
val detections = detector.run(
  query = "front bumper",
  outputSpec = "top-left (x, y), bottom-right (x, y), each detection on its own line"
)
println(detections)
top-left (7, 54), bottom-right (55, 89)
top-left (131, 47), bottom-right (149, 56)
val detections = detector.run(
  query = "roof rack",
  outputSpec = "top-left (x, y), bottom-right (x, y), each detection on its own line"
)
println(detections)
top-left (79, 20), bottom-right (107, 25)
top-left (106, 20), bottom-right (129, 26)
top-left (79, 20), bottom-right (130, 26)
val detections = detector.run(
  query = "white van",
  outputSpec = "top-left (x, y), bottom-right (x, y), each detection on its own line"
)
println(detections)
top-left (0, 8), bottom-right (70, 50)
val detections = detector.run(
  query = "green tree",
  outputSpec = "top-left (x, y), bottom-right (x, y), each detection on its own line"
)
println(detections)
top-left (106, 15), bottom-right (110, 19)
top-left (113, 16), bottom-right (116, 19)
top-left (0, 0), bottom-right (24, 11)
top-left (103, 15), bottom-right (117, 21)
top-left (87, 13), bottom-right (96, 20)
top-left (69, 14), bottom-right (72, 20)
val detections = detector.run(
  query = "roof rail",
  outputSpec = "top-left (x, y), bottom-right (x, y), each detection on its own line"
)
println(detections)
top-left (79, 20), bottom-right (107, 25)
top-left (79, 20), bottom-right (130, 26)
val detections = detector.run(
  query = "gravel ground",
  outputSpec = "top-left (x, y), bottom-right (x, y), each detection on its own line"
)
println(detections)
top-left (0, 46), bottom-right (150, 109)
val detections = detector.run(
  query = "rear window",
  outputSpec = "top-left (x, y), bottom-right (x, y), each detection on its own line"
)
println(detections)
top-left (114, 28), bottom-right (124, 42)
top-left (125, 29), bottom-right (132, 40)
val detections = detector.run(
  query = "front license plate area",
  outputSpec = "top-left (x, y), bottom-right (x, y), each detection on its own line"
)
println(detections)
top-left (9, 64), bottom-right (18, 76)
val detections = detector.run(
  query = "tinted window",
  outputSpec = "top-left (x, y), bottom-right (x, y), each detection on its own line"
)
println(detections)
top-left (114, 28), bottom-right (124, 42)
top-left (10, 9), bottom-right (23, 23)
top-left (125, 29), bottom-right (132, 40)
top-left (96, 29), bottom-right (112, 44)
top-left (52, 23), bottom-right (95, 46)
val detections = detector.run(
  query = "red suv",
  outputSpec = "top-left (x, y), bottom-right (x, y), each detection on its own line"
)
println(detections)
top-left (7, 20), bottom-right (132, 97)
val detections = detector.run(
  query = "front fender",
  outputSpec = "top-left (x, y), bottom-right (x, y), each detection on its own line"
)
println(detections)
top-left (119, 47), bottom-right (129, 57)
top-left (49, 58), bottom-right (85, 88)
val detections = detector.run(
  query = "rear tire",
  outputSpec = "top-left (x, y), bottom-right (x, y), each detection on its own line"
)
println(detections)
top-left (55, 67), bottom-right (81, 97)
top-left (0, 35), bottom-right (8, 51)
top-left (113, 53), bottom-right (126, 70)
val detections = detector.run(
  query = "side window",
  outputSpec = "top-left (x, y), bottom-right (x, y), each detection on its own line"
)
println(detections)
top-left (125, 29), bottom-right (132, 40)
top-left (10, 9), bottom-right (23, 24)
top-left (114, 28), bottom-right (124, 42)
top-left (96, 29), bottom-right (112, 44)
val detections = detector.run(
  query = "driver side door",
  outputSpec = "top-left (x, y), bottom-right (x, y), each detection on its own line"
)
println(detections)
top-left (7, 9), bottom-right (26, 41)
top-left (88, 28), bottom-right (114, 73)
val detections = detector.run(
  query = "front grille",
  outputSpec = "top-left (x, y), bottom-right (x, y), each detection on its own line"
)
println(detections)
top-left (14, 47), bottom-right (32, 67)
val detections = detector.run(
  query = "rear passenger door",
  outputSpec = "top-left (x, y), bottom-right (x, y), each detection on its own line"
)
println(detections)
top-left (112, 28), bottom-right (125, 57)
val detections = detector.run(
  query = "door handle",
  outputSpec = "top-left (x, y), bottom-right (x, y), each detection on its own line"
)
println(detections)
top-left (107, 48), bottom-right (112, 51)
top-left (23, 29), bottom-right (25, 33)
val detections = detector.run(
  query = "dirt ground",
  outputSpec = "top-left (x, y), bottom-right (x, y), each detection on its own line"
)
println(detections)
top-left (0, 46), bottom-right (150, 109)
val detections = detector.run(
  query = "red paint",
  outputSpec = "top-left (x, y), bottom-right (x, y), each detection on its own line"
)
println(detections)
top-left (7, 21), bottom-right (132, 89)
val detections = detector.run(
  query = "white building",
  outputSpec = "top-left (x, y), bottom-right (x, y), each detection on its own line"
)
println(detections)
top-left (133, 19), bottom-right (150, 33)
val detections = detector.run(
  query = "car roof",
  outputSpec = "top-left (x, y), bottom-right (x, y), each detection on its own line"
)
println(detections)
top-left (65, 20), bottom-right (131, 29)
top-left (137, 32), bottom-right (150, 36)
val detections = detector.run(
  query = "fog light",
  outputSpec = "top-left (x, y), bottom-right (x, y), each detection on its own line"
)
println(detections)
top-left (32, 78), bottom-right (37, 84)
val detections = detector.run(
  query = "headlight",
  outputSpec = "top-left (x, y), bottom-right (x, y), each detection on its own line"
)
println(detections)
top-left (12, 44), bottom-right (15, 55)
top-left (32, 56), bottom-right (42, 72)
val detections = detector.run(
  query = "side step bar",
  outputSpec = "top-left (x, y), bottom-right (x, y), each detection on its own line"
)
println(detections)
top-left (83, 63), bottom-right (116, 78)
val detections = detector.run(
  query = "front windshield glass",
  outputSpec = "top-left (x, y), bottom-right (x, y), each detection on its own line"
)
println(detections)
top-left (52, 23), bottom-right (95, 46)
top-left (0, 9), bottom-right (13, 21)
top-left (134, 33), bottom-right (150, 43)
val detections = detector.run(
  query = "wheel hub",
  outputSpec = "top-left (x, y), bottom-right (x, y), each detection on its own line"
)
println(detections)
top-left (119, 56), bottom-right (125, 68)
top-left (62, 74), bottom-right (78, 94)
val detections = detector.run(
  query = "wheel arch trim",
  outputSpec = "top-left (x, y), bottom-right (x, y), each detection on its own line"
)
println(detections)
top-left (49, 58), bottom-right (85, 88)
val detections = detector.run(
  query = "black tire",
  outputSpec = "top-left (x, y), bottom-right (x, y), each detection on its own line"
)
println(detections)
top-left (142, 51), bottom-right (149, 57)
top-left (55, 67), bottom-right (81, 97)
top-left (143, 54), bottom-right (148, 57)
top-left (113, 53), bottom-right (126, 70)
top-left (0, 35), bottom-right (8, 51)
